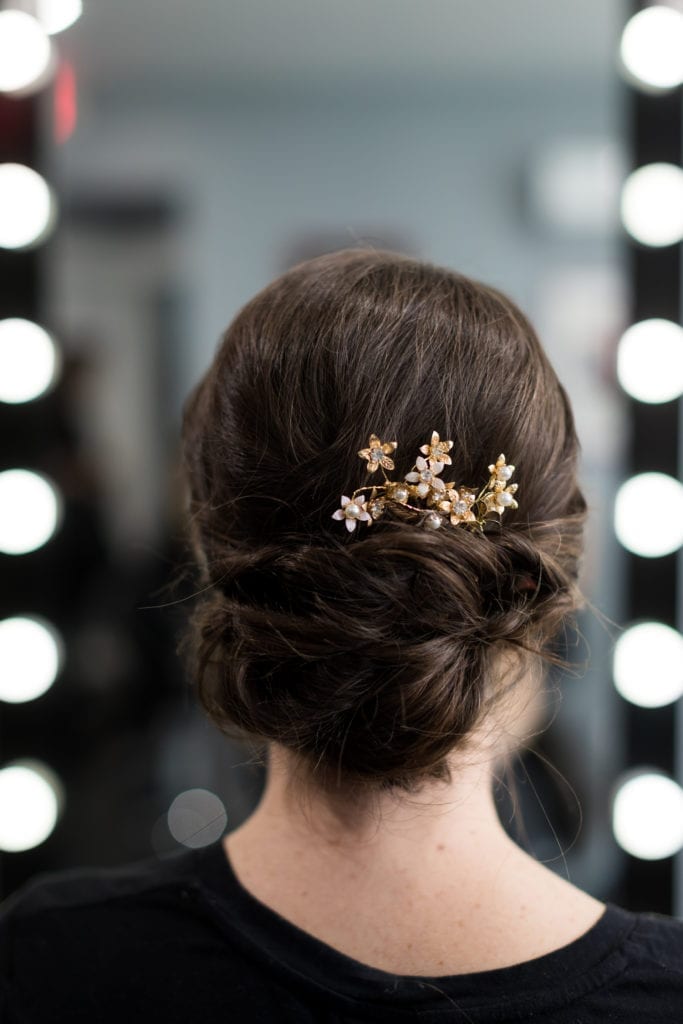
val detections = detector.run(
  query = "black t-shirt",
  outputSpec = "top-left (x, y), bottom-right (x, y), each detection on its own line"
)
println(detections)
top-left (0, 836), bottom-right (682, 1022)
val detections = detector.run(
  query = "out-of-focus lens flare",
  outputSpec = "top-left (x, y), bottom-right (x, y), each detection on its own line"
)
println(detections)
top-left (0, 164), bottom-right (56, 250)
top-left (0, 10), bottom-right (52, 94)
top-left (36, 0), bottom-right (83, 36)
top-left (614, 473), bottom-right (683, 557)
top-left (167, 789), bottom-right (228, 848)
top-left (612, 772), bottom-right (683, 860)
top-left (0, 616), bottom-right (64, 704)
top-left (54, 59), bottom-right (77, 144)
top-left (613, 622), bottom-right (683, 708)
top-left (0, 469), bottom-right (62, 555)
top-left (0, 319), bottom-right (60, 404)
top-left (620, 6), bottom-right (683, 91)
top-left (621, 163), bottom-right (683, 247)
top-left (617, 319), bottom-right (683, 404)
top-left (0, 761), bottom-right (63, 852)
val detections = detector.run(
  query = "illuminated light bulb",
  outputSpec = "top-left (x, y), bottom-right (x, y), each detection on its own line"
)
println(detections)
top-left (614, 473), bottom-right (683, 557)
top-left (0, 10), bottom-right (52, 94)
top-left (0, 616), bottom-right (64, 703)
top-left (0, 164), bottom-right (56, 250)
top-left (0, 319), bottom-right (60, 404)
top-left (36, 0), bottom-right (83, 36)
top-left (0, 760), bottom-right (62, 852)
top-left (0, 469), bottom-right (62, 555)
top-left (612, 771), bottom-right (683, 860)
top-left (617, 319), bottom-right (683, 404)
top-left (621, 163), bottom-right (683, 247)
top-left (167, 788), bottom-right (227, 848)
top-left (620, 6), bottom-right (683, 91)
top-left (613, 622), bottom-right (683, 708)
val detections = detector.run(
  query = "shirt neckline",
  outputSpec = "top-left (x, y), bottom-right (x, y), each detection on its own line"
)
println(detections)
top-left (192, 836), bottom-right (638, 1018)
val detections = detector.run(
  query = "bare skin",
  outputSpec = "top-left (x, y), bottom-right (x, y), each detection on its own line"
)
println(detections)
top-left (222, 671), bottom-right (606, 976)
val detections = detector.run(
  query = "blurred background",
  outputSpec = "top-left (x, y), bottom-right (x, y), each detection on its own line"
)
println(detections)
top-left (1, 0), bottom-right (682, 917)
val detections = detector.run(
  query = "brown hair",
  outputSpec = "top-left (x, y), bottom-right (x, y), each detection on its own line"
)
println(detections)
top-left (178, 247), bottom-right (586, 804)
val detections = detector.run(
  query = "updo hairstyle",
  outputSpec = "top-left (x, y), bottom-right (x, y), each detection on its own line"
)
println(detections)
top-left (178, 248), bottom-right (587, 803)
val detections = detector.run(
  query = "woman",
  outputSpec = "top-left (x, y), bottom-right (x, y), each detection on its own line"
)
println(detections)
top-left (1, 248), bottom-right (681, 1021)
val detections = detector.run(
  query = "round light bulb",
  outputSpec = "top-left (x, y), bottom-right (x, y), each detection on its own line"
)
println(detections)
top-left (613, 622), bottom-right (683, 708)
top-left (613, 771), bottom-right (683, 860)
top-left (621, 163), bottom-right (683, 248)
top-left (620, 6), bottom-right (683, 91)
top-left (0, 616), bottom-right (64, 703)
top-left (617, 319), bottom-right (683, 404)
top-left (0, 761), bottom-right (62, 852)
top-left (0, 469), bottom-right (62, 555)
top-left (614, 473), bottom-right (683, 557)
top-left (0, 10), bottom-right (52, 94)
top-left (0, 164), bottom-right (56, 250)
top-left (36, 0), bottom-right (83, 36)
top-left (0, 319), bottom-right (60, 404)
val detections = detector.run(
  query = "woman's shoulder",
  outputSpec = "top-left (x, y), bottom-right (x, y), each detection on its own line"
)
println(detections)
top-left (0, 845), bottom-right (197, 923)
top-left (621, 904), bottom-right (683, 967)
top-left (0, 842), bottom-right (204, 970)
top-left (593, 905), bottom-right (683, 1022)
top-left (0, 845), bottom-right (281, 1023)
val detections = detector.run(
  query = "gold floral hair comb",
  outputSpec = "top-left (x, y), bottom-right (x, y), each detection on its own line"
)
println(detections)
top-left (332, 431), bottom-right (518, 533)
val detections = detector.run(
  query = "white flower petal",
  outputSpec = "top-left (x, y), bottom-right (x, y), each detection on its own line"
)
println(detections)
top-left (340, 495), bottom-right (351, 506)
top-left (431, 461), bottom-right (444, 476)
top-left (405, 472), bottom-right (419, 482)
top-left (332, 509), bottom-right (345, 519)
top-left (345, 518), bottom-right (356, 532)
top-left (416, 456), bottom-right (428, 471)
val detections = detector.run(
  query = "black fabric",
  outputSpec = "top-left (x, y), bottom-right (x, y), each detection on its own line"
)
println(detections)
top-left (0, 836), bottom-right (682, 1022)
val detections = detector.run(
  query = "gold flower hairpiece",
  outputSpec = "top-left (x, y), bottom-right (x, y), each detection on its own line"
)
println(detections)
top-left (332, 431), bottom-right (519, 533)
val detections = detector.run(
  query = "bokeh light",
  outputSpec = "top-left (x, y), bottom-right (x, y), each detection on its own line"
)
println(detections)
top-left (0, 10), bottom-right (52, 94)
top-left (614, 472), bottom-right (683, 557)
top-left (0, 469), bottom-right (62, 555)
top-left (0, 616), bottom-right (64, 704)
top-left (620, 6), bottom-right (683, 91)
top-left (0, 318), bottom-right (60, 404)
top-left (616, 319), bottom-right (683, 404)
top-left (613, 622), bottom-right (683, 708)
top-left (0, 761), bottom-right (63, 852)
top-left (613, 771), bottom-right (683, 860)
top-left (0, 164), bottom-right (56, 250)
top-left (36, 0), bottom-right (83, 36)
top-left (167, 788), bottom-right (228, 848)
top-left (620, 163), bottom-right (683, 247)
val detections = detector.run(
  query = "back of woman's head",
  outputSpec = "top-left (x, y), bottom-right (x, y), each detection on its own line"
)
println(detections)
top-left (179, 247), bottom-right (586, 804)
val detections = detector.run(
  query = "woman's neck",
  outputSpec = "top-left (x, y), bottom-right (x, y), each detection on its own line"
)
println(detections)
top-left (232, 742), bottom-right (511, 880)
top-left (222, 744), bottom-right (606, 975)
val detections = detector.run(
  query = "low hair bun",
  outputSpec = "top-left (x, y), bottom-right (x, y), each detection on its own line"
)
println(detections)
top-left (181, 514), bottom-right (584, 793)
